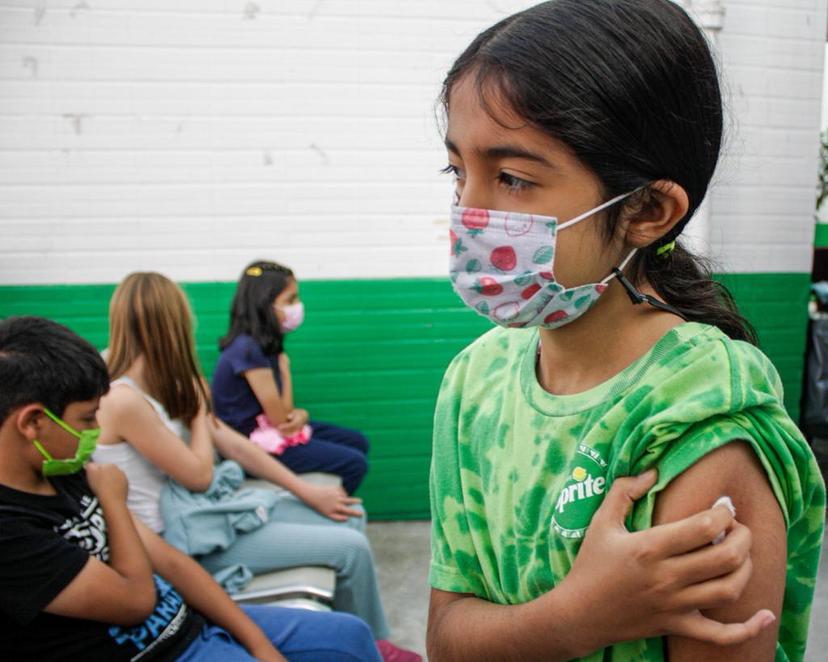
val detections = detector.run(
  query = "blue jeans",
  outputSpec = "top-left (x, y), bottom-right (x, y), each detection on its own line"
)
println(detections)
top-left (279, 421), bottom-right (369, 494)
top-left (176, 605), bottom-right (381, 662)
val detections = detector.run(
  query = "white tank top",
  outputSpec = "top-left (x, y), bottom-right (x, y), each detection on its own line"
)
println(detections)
top-left (93, 375), bottom-right (187, 533)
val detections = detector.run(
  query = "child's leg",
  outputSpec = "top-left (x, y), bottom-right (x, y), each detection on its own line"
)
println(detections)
top-left (279, 437), bottom-right (368, 494)
top-left (176, 606), bottom-right (381, 662)
top-left (309, 421), bottom-right (370, 454)
top-left (197, 497), bottom-right (390, 640)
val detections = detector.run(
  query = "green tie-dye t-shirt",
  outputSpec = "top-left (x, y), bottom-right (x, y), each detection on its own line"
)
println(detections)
top-left (430, 322), bottom-right (825, 662)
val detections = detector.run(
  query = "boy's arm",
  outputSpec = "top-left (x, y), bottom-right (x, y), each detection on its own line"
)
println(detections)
top-left (131, 515), bottom-right (286, 662)
top-left (44, 464), bottom-right (156, 625)
top-left (656, 441), bottom-right (786, 662)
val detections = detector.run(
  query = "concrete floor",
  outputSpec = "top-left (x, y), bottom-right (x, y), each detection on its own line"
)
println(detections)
top-left (367, 522), bottom-right (828, 661)
top-left (367, 521), bottom-right (431, 658)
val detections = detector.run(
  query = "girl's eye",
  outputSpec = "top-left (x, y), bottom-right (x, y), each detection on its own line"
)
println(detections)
top-left (498, 172), bottom-right (534, 192)
top-left (439, 164), bottom-right (462, 180)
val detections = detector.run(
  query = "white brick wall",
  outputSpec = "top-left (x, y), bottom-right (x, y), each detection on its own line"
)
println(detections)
top-left (709, 0), bottom-right (826, 273)
top-left (0, 0), bottom-right (823, 284)
top-left (0, 0), bottom-right (537, 284)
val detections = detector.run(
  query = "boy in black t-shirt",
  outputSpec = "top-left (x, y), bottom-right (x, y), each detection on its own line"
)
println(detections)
top-left (0, 316), bottom-right (382, 661)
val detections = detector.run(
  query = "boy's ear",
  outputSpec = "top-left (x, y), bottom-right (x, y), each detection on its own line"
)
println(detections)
top-left (15, 404), bottom-right (46, 441)
top-left (620, 180), bottom-right (689, 248)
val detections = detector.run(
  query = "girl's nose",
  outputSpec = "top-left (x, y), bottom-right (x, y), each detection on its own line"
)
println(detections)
top-left (456, 179), bottom-right (491, 211)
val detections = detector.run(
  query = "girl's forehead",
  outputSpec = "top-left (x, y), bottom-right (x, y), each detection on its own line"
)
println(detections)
top-left (446, 76), bottom-right (526, 143)
top-left (445, 75), bottom-right (574, 166)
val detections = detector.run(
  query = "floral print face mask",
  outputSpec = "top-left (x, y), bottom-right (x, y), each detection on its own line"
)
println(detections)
top-left (449, 192), bottom-right (636, 329)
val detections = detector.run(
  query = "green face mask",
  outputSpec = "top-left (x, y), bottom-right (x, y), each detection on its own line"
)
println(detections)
top-left (33, 408), bottom-right (99, 477)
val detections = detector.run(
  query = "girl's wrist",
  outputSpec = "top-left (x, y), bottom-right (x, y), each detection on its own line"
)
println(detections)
top-left (528, 577), bottom-right (601, 659)
top-left (292, 480), bottom-right (313, 503)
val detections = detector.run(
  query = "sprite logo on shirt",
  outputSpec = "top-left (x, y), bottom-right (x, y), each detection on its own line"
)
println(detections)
top-left (550, 443), bottom-right (608, 539)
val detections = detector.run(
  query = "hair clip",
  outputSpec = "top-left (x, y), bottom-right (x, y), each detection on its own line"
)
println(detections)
top-left (655, 240), bottom-right (676, 256)
top-left (246, 266), bottom-right (263, 277)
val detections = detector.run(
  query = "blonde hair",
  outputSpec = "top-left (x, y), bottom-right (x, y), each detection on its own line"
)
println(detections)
top-left (107, 272), bottom-right (209, 424)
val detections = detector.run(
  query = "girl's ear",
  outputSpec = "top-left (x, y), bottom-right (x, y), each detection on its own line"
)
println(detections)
top-left (621, 180), bottom-right (689, 248)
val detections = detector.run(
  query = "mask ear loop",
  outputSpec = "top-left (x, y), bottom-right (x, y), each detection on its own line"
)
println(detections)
top-left (557, 191), bottom-right (635, 231)
top-left (42, 408), bottom-right (82, 439)
top-left (32, 439), bottom-right (54, 460)
top-left (610, 264), bottom-right (687, 319)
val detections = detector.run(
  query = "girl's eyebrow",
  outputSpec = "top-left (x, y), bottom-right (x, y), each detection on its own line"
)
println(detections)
top-left (444, 137), bottom-right (553, 168)
top-left (485, 145), bottom-right (554, 167)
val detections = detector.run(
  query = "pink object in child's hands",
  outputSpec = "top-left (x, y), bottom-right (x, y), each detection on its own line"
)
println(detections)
top-left (249, 414), bottom-right (312, 455)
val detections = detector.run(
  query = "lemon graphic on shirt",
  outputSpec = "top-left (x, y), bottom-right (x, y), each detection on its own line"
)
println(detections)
top-left (551, 444), bottom-right (608, 540)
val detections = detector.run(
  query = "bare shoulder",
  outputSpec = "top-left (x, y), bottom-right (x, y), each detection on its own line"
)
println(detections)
top-left (98, 383), bottom-right (162, 431)
top-left (653, 441), bottom-right (781, 525)
top-left (101, 383), bottom-right (142, 413)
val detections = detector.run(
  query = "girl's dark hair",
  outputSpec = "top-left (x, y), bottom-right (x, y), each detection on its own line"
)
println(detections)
top-left (220, 260), bottom-right (295, 355)
top-left (442, 0), bottom-right (756, 343)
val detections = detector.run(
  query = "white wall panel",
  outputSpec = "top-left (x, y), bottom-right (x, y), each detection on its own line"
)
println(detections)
top-left (708, 0), bottom-right (826, 272)
top-left (0, 0), bottom-right (824, 283)
top-left (0, 0), bottom-right (536, 284)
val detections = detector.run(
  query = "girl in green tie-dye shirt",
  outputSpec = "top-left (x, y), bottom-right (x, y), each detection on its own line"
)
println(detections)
top-left (427, 1), bottom-right (825, 661)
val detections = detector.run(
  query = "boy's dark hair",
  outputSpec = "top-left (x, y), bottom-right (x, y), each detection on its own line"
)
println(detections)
top-left (442, 0), bottom-right (757, 343)
top-left (0, 316), bottom-right (110, 422)
top-left (220, 260), bottom-right (294, 356)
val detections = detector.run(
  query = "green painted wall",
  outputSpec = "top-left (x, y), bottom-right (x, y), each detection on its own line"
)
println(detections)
top-left (815, 223), bottom-right (828, 249)
top-left (0, 273), bottom-right (810, 518)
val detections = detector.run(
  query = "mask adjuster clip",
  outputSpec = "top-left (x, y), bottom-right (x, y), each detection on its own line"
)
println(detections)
top-left (611, 268), bottom-right (688, 321)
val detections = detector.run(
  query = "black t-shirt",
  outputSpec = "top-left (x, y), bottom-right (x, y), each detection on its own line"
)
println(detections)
top-left (0, 472), bottom-right (204, 660)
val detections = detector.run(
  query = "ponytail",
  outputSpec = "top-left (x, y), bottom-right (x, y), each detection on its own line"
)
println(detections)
top-left (634, 244), bottom-right (757, 344)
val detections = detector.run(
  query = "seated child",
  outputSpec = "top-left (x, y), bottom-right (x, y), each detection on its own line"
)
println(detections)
top-left (0, 315), bottom-right (382, 662)
top-left (212, 261), bottom-right (369, 495)
top-left (95, 272), bottom-right (420, 662)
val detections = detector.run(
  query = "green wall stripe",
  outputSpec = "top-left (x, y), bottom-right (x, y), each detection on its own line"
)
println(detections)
top-left (815, 223), bottom-right (828, 248)
top-left (0, 273), bottom-right (810, 519)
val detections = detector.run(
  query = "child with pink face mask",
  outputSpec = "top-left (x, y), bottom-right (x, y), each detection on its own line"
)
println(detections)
top-left (212, 261), bottom-right (371, 496)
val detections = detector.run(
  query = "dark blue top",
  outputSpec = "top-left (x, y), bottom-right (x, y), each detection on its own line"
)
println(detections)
top-left (212, 334), bottom-right (283, 436)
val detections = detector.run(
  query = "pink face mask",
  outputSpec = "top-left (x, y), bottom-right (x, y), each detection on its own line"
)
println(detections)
top-left (277, 302), bottom-right (305, 333)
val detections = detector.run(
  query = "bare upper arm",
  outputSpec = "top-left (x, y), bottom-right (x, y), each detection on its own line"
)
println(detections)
top-left (98, 385), bottom-right (211, 491)
top-left (243, 367), bottom-right (288, 424)
top-left (43, 555), bottom-right (156, 626)
top-left (654, 441), bottom-right (786, 662)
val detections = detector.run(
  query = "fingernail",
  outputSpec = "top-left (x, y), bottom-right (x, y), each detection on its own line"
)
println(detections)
top-left (711, 496), bottom-right (735, 545)
top-left (640, 468), bottom-right (657, 480)
top-left (761, 612), bottom-right (776, 628)
top-left (713, 495), bottom-right (736, 517)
